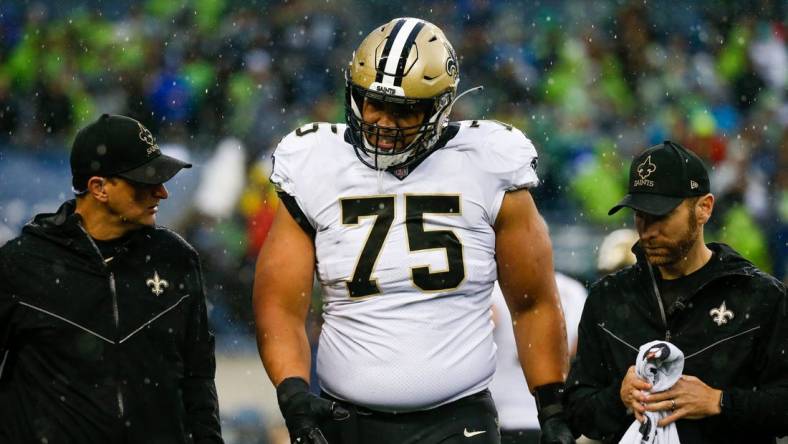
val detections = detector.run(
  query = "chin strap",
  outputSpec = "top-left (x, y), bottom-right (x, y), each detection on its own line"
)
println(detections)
top-left (376, 167), bottom-right (385, 194)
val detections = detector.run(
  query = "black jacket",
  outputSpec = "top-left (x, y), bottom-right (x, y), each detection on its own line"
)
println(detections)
top-left (0, 201), bottom-right (223, 444)
top-left (565, 242), bottom-right (788, 443)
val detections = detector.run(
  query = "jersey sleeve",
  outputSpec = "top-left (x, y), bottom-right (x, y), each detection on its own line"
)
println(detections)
top-left (269, 130), bottom-right (305, 197)
top-left (475, 121), bottom-right (540, 222)
top-left (483, 123), bottom-right (539, 191)
top-left (268, 125), bottom-right (319, 230)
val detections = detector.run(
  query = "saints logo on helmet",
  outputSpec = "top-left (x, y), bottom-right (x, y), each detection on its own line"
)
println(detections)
top-left (345, 18), bottom-right (460, 171)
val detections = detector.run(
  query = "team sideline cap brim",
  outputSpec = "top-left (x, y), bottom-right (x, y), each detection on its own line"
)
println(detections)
top-left (608, 193), bottom-right (684, 216)
top-left (116, 154), bottom-right (191, 185)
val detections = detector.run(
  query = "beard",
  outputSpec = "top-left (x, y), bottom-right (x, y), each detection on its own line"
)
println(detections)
top-left (642, 207), bottom-right (700, 267)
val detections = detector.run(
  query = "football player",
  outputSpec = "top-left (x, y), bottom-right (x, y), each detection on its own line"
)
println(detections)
top-left (253, 18), bottom-right (574, 444)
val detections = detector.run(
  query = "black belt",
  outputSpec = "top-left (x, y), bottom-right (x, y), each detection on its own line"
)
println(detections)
top-left (320, 389), bottom-right (492, 417)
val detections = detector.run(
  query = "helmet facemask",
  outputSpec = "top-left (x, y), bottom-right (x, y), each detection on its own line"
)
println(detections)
top-left (345, 79), bottom-right (454, 171)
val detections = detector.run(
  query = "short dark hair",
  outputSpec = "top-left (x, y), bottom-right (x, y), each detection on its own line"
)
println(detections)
top-left (72, 175), bottom-right (91, 195)
top-left (684, 195), bottom-right (702, 208)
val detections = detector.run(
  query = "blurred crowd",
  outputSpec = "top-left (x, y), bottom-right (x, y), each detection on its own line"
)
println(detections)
top-left (2, 0), bottom-right (787, 315)
top-left (1, 1), bottom-right (786, 442)
top-left (2, 0), bottom-right (787, 322)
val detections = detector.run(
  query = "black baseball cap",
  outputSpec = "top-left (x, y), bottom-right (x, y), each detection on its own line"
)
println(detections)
top-left (608, 140), bottom-right (710, 216)
top-left (70, 114), bottom-right (191, 191)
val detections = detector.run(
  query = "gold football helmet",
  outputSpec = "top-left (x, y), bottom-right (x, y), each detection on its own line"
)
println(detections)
top-left (345, 18), bottom-right (460, 170)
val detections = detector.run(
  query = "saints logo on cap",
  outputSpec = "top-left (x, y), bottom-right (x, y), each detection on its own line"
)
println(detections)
top-left (637, 155), bottom-right (656, 179)
top-left (634, 155), bottom-right (656, 187)
top-left (609, 140), bottom-right (710, 216)
top-left (138, 122), bottom-right (159, 156)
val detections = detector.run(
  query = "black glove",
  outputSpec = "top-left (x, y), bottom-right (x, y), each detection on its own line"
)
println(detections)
top-left (539, 415), bottom-right (574, 444)
top-left (534, 383), bottom-right (575, 444)
top-left (276, 377), bottom-right (350, 444)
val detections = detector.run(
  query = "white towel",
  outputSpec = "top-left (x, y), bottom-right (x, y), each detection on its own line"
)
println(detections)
top-left (619, 340), bottom-right (683, 444)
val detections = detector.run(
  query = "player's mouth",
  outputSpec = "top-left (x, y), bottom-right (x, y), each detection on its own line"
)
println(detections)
top-left (376, 137), bottom-right (397, 150)
top-left (147, 204), bottom-right (159, 214)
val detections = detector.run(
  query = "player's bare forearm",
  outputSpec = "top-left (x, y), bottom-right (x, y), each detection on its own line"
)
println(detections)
top-left (495, 189), bottom-right (569, 390)
top-left (512, 297), bottom-right (569, 390)
top-left (255, 295), bottom-right (312, 385)
top-left (252, 205), bottom-right (316, 386)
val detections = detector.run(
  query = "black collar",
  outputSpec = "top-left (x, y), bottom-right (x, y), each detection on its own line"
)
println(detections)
top-left (633, 241), bottom-right (757, 293)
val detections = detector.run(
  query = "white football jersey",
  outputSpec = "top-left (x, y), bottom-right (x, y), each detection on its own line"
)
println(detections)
top-left (270, 120), bottom-right (539, 412)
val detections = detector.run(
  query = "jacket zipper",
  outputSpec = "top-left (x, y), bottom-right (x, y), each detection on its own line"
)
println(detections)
top-left (646, 262), bottom-right (671, 342)
top-left (79, 225), bottom-right (126, 419)
top-left (108, 272), bottom-right (125, 418)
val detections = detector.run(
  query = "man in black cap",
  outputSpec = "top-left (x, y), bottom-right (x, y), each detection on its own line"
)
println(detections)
top-left (564, 141), bottom-right (788, 443)
top-left (0, 114), bottom-right (224, 443)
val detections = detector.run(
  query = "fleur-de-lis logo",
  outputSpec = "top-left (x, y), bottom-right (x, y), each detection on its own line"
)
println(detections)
top-left (146, 271), bottom-right (169, 296)
top-left (709, 301), bottom-right (734, 326)
top-left (138, 122), bottom-right (159, 156)
top-left (637, 155), bottom-right (657, 180)
top-left (138, 122), bottom-right (155, 146)
top-left (444, 42), bottom-right (459, 78)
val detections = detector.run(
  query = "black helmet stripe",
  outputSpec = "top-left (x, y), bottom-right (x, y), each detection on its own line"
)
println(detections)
top-left (375, 18), bottom-right (406, 83)
top-left (376, 18), bottom-right (424, 86)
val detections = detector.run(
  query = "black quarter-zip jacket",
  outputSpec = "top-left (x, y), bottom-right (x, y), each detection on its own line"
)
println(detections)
top-left (0, 200), bottom-right (223, 443)
top-left (565, 242), bottom-right (788, 443)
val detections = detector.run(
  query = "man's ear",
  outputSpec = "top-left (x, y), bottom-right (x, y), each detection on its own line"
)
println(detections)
top-left (86, 176), bottom-right (109, 202)
top-left (696, 193), bottom-right (714, 225)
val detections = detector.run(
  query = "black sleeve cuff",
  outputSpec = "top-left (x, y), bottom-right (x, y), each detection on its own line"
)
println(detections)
top-left (534, 382), bottom-right (566, 422)
top-left (277, 192), bottom-right (316, 239)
